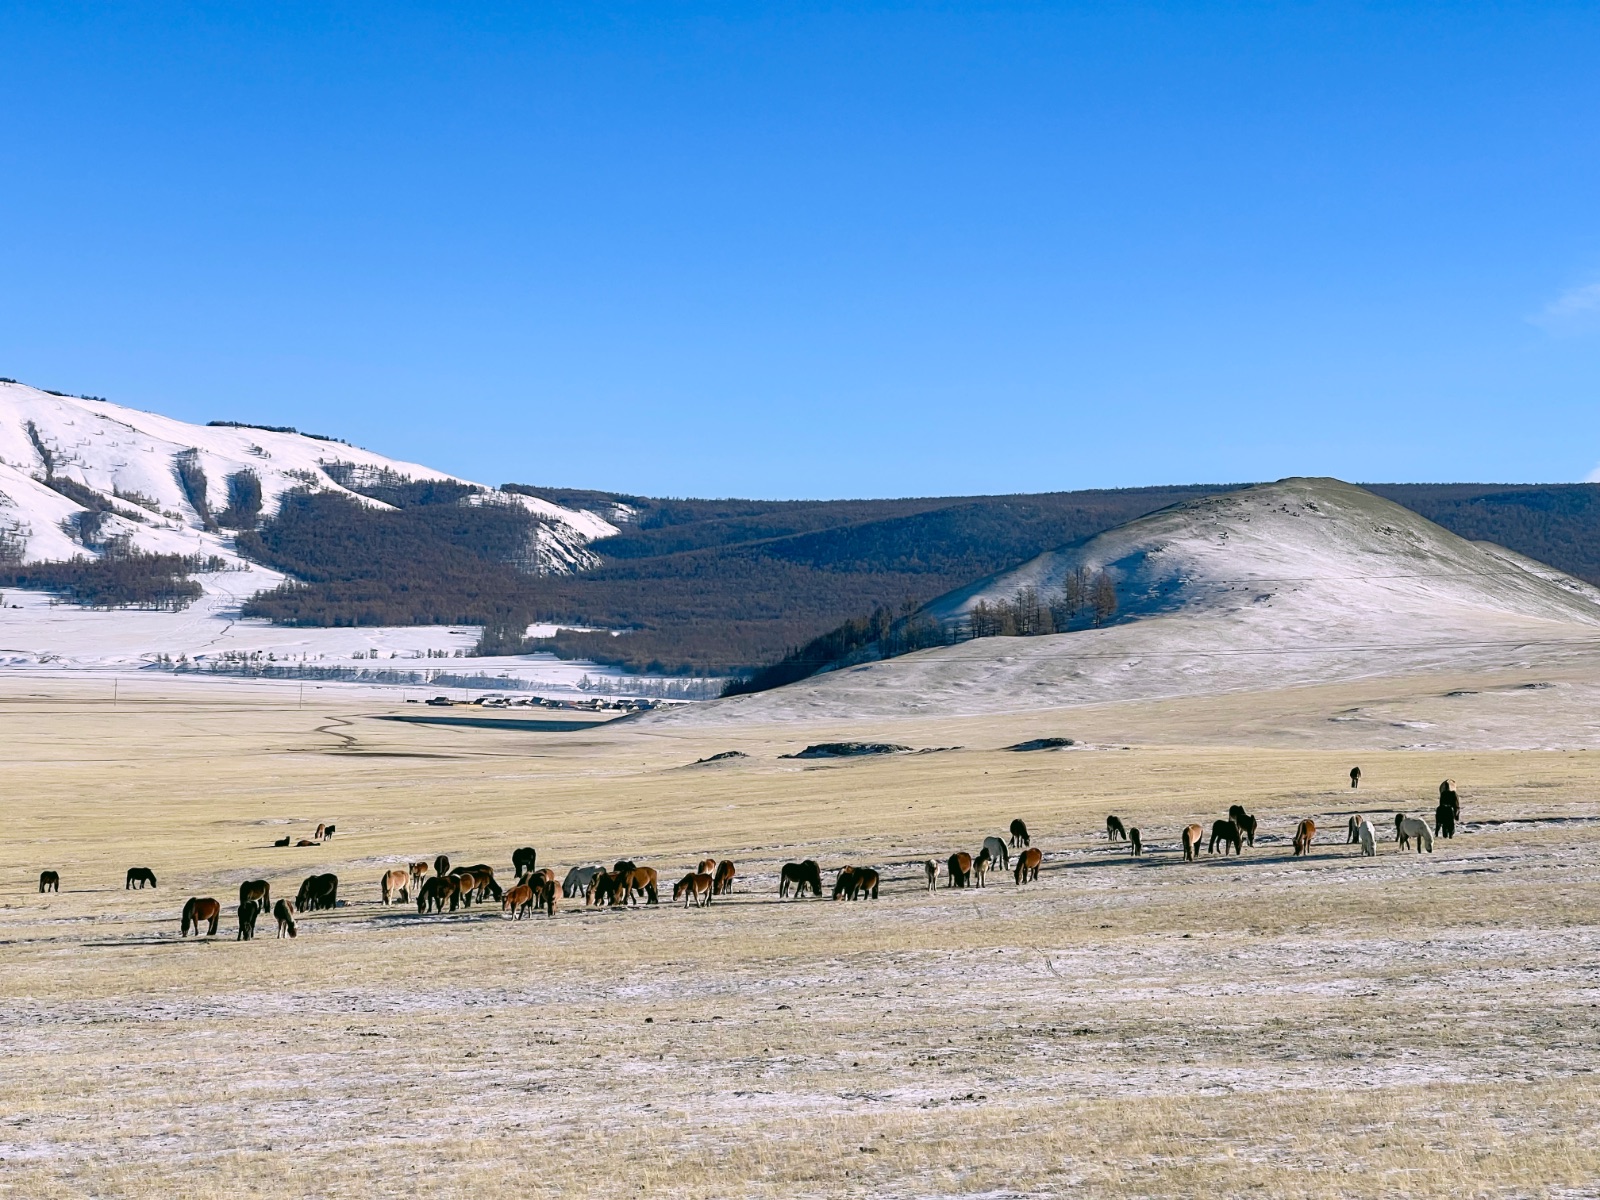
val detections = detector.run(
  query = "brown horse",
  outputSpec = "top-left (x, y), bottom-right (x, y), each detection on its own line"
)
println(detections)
top-left (295, 839), bottom-right (318, 847)
top-left (947, 852), bottom-right (972, 888)
top-left (452, 871), bottom-right (479, 908)
top-left (380, 869), bottom-right (410, 904)
top-left (779, 860), bottom-right (823, 899)
top-left (586, 870), bottom-right (619, 906)
top-left (434, 854), bottom-right (450, 878)
top-left (237, 899), bottom-right (261, 940)
top-left (697, 858), bottom-right (717, 876)
top-left (1013, 847), bottom-right (1042, 885)
top-left (503, 883), bottom-right (535, 919)
top-left (1293, 819), bottom-right (1316, 856)
top-left (409, 861), bottom-right (430, 889)
top-left (675, 872), bottom-right (713, 908)
top-left (1129, 828), bottom-right (1142, 856)
top-left (295, 873), bottom-right (339, 912)
top-left (456, 865), bottom-right (503, 903)
top-left (1227, 805), bottom-right (1257, 847)
top-left (416, 875), bottom-right (450, 914)
top-left (1181, 824), bottom-right (1203, 862)
top-left (615, 867), bottom-right (660, 906)
top-left (181, 897), bottom-right (221, 936)
top-left (239, 879), bottom-right (271, 912)
top-left (314, 824), bottom-right (327, 841)
top-left (1350, 766), bottom-right (1361, 789)
top-left (273, 897), bottom-right (297, 938)
top-left (833, 867), bottom-right (880, 900)
top-left (973, 848), bottom-right (990, 887)
top-left (38, 870), bottom-right (59, 893)
top-left (126, 867), bottom-right (157, 889)
top-left (533, 877), bottom-right (557, 917)
top-left (713, 860), bottom-right (736, 896)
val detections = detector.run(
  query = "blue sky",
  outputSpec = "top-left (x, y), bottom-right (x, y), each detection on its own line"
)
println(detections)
top-left (3, 2), bottom-right (1599, 498)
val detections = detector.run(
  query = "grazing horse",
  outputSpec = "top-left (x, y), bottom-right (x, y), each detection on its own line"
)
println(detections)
top-left (410, 861), bottom-right (430, 889)
top-left (615, 867), bottom-right (660, 906)
top-left (779, 860), bottom-right (824, 899)
top-left (1014, 847), bottom-right (1042, 885)
top-left (1009, 819), bottom-right (1031, 848)
top-left (1227, 805), bottom-right (1258, 847)
top-left (674, 872), bottom-right (713, 908)
top-left (1182, 824), bottom-right (1203, 862)
top-left (1347, 815), bottom-right (1361, 844)
top-left (973, 848), bottom-right (990, 887)
top-left (697, 858), bottom-right (717, 876)
top-left (452, 871), bottom-right (479, 908)
top-left (237, 899), bottom-right (261, 940)
top-left (1106, 815), bottom-right (1126, 841)
top-left (713, 860), bottom-right (736, 896)
top-left (181, 897), bottom-right (221, 937)
top-left (924, 860), bottom-right (937, 892)
top-left (503, 883), bottom-right (535, 919)
top-left (1396, 813), bottom-right (1434, 854)
top-left (947, 852), bottom-right (972, 888)
top-left (586, 870), bottom-right (619, 907)
top-left (612, 860), bottom-right (637, 875)
top-left (416, 876), bottom-right (449, 914)
top-left (512, 847), bottom-right (538, 877)
top-left (125, 867), bottom-right (157, 890)
top-left (434, 854), bottom-right (450, 878)
top-left (833, 867), bottom-right (880, 900)
top-left (1350, 766), bottom-right (1361, 789)
top-left (273, 898), bottom-right (297, 938)
top-left (981, 836), bottom-right (1009, 871)
top-left (1356, 816), bottom-right (1377, 857)
top-left (273, 836), bottom-right (290, 847)
top-left (239, 880), bottom-right (271, 913)
top-left (380, 869), bottom-right (410, 905)
top-left (38, 870), bottom-right (59, 893)
top-left (456, 865), bottom-right (503, 903)
top-left (1209, 820), bottom-right (1242, 856)
top-left (314, 824), bottom-right (326, 841)
top-left (1292, 819), bottom-right (1316, 856)
top-left (1129, 828), bottom-right (1142, 856)
top-left (295, 873), bottom-right (339, 912)
top-left (533, 877), bottom-right (557, 917)
top-left (563, 865), bottom-right (603, 898)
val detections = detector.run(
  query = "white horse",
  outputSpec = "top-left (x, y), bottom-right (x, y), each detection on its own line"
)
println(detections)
top-left (1395, 813), bottom-right (1434, 853)
top-left (1356, 816), bottom-right (1377, 857)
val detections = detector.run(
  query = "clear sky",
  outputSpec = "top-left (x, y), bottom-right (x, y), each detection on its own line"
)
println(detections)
top-left (3, 3), bottom-right (1599, 498)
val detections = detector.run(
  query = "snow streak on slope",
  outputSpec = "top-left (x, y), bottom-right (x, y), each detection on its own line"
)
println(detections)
top-left (681, 478), bottom-right (1600, 724)
top-left (0, 380), bottom-right (616, 570)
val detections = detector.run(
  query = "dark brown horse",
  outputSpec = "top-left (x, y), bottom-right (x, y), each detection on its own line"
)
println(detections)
top-left (417, 875), bottom-right (451, 914)
top-left (1129, 828), bottom-right (1142, 856)
top-left (533, 877), bottom-right (557, 917)
top-left (586, 870), bottom-right (619, 907)
top-left (1209, 820), bottom-right (1242, 856)
top-left (273, 836), bottom-right (291, 847)
top-left (295, 873), bottom-right (339, 912)
top-left (713, 860), bottom-right (736, 896)
top-left (181, 897), bottom-right (221, 936)
top-left (1106, 815), bottom-right (1126, 841)
top-left (237, 899), bottom-right (261, 940)
top-left (38, 870), bottom-right (59, 893)
top-left (273, 897), bottom-right (297, 937)
top-left (126, 867), bottom-right (157, 889)
top-left (1227, 805), bottom-right (1257, 846)
top-left (1014, 847), bottom-right (1042, 885)
top-left (434, 854), bottom-right (450, 878)
top-left (295, 839), bottom-right (319, 847)
top-left (1009, 819), bottom-right (1031, 848)
top-left (1350, 766), bottom-right (1361, 788)
top-left (779, 860), bottom-right (823, 898)
top-left (239, 879), bottom-right (271, 911)
top-left (946, 852), bottom-right (972, 888)
top-left (833, 867), bottom-right (879, 900)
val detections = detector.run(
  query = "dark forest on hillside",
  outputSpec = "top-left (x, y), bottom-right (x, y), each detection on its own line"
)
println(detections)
top-left (224, 479), bottom-right (1600, 678)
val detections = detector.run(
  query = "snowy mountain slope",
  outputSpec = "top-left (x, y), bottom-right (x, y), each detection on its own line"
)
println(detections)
top-left (676, 478), bottom-right (1600, 723)
top-left (0, 379), bottom-right (616, 570)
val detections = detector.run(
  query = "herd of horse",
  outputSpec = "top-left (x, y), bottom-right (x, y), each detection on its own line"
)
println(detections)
top-left (33, 774), bottom-right (1464, 941)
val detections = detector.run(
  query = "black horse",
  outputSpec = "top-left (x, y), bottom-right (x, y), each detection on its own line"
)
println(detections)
top-left (1009, 819), bottom-right (1031, 848)
top-left (295, 873), bottom-right (339, 911)
top-left (125, 867), bottom-right (158, 889)
top-left (237, 899), bottom-right (261, 940)
top-left (1106, 815), bottom-right (1126, 841)
top-left (512, 846), bottom-right (538, 876)
top-left (779, 860), bottom-right (823, 898)
top-left (1128, 828), bottom-right (1142, 856)
top-left (1208, 819), bottom-right (1242, 856)
top-left (1435, 781), bottom-right (1460, 839)
top-left (1350, 766), bottom-right (1362, 789)
top-left (39, 870), bottom-right (59, 893)
top-left (1227, 805), bottom-right (1258, 847)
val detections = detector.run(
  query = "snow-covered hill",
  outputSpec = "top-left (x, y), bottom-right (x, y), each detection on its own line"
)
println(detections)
top-left (0, 379), bottom-right (616, 570)
top-left (679, 478), bottom-right (1600, 723)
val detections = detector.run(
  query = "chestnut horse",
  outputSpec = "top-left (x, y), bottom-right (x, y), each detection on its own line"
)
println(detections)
top-left (779, 860), bottom-right (823, 899)
top-left (315, 824), bottom-right (326, 841)
top-left (1013, 847), bottom-right (1042, 885)
top-left (947, 852), bottom-right (972, 888)
top-left (380, 869), bottom-right (410, 905)
top-left (125, 867), bottom-right (157, 889)
top-left (38, 870), bottom-right (59, 893)
top-left (273, 897), bottom-right (297, 937)
top-left (237, 899), bottom-right (261, 940)
top-left (833, 867), bottom-right (879, 900)
top-left (1292, 819), bottom-right (1316, 856)
top-left (615, 867), bottom-right (660, 906)
top-left (713, 860), bottom-right (736, 896)
top-left (181, 897), bottom-right (221, 936)
top-left (239, 879), bottom-right (271, 912)
top-left (1009, 819), bottom-right (1031, 848)
top-left (675, 872), bottom-right (713, 908)
top-left (503, 883), bottom-right (535, 919)
top-left (1181, 825), bottom-right (1203, 862)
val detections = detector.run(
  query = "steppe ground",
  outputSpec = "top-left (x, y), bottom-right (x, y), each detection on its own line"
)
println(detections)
top-left (4, 672), bottom-right (1600, 1198)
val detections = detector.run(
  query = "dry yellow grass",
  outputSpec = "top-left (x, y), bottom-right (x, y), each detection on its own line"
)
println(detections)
top-left (4, 674), bottom-right (1600, 1197)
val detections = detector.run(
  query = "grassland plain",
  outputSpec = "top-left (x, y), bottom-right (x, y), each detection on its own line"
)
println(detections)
top-left (4, 674), bottom-right (1600, 1198)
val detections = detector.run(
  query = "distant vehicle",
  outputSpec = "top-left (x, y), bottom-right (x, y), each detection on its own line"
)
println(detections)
top-left (425, 696), bottom-right (453, 707)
